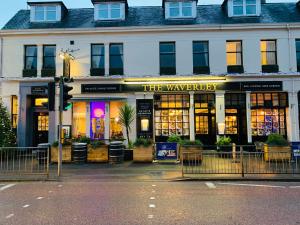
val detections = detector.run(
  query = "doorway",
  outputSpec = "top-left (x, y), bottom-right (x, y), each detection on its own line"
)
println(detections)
top-left (33, 112), bottom-right (49, 146)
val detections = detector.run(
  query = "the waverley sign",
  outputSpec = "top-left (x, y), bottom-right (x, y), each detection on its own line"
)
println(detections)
top-left (81, 81), bottom-right (282, 93)
top-left (140, 83), bottom-right (218, 92)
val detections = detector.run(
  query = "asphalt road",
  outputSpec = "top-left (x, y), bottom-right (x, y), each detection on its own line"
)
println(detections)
top-left (0, 181), bottom-right (300, 225)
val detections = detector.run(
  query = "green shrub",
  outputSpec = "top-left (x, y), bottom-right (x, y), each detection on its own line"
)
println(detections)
top-left (266, 134), bottom-right (289, 146)
top-left (134, 138), bottom-right (153, 147)
top-left (90, 140), bottom-right (105, 149)
top-left (73, 136), bottom-right (91, 144)
top-left (216, 136), bottom-right (232, 146)
top-left (180, 139), bottom-right (203, 146)
top-left (167, 135), bottom-right (182, 143)
top-left (52, 140), bottom-right (71, 147)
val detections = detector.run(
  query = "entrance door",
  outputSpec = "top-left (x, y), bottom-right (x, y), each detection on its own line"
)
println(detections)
top-left (225, 93), bottom-right (247, 144)
top-left (33, 112), bottom-right (49, 146)
top-left (194, 94), bottom-right (216, 145)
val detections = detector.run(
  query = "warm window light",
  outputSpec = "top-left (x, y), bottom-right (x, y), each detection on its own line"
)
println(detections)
top-left (115, 117), bottom-right (120, 122)
top-left (141, 119), bottom-right (150, 132)
top-left (35, 98), bottom-right (48, 106)
top-left (218, 122), bottom-right (226, 135)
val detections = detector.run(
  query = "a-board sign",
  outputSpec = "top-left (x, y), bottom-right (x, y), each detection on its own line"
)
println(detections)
top-left (156, 142), bottom-right (178, 161)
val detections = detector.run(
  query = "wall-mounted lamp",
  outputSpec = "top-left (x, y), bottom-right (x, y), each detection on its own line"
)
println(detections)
top-left (141, 118), bottom-right (150, 132)
top-left (218, 122), bottom-right (226, 135)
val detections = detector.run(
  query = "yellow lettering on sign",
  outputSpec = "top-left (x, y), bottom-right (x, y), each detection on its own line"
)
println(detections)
top-left (167, 84), bottom-right (174, 91)
top-left (186, 84), bottom-right (192, 91)
top-left (142, 85), bottom-right (148, 92)
top-left (149, 85), bottom-right (156, 92)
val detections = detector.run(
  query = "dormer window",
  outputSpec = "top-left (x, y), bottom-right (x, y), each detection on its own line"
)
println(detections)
top-left (229, 0), bottom-right (260, 17)
top-left (165, 1), bottom-right (197, 19)
top-left (95, 3), bottom-right (125, 20)
top-left (34, 6), bottom-right (57, 21)
top-left (28, 2), bottom-right (67, 22)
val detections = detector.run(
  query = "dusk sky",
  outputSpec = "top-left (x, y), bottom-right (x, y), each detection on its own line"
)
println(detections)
top-left (0, 0), bottom-right (296, 28)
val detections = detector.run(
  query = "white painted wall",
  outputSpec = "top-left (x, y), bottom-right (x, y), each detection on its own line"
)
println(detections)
top-left (1, 27), bottom-right (299, 78)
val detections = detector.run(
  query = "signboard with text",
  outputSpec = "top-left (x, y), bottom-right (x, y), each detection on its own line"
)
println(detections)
top-left (156, 143), bottom-right (178, 161)
top-left (81, 81), bottom-right (283, 94)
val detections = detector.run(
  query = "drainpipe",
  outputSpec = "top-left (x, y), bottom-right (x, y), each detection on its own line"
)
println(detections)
top-left (286, 24), bottom-right (292, 72)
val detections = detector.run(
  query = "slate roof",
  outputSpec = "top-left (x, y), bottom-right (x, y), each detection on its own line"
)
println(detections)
top-left (2, 3), bottom-right (300, 30)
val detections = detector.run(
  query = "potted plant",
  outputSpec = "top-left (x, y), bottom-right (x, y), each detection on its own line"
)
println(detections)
top-left (87, 140), bottom-right (109, 163)
top-left (216, 136), bottom-right (232, 158)
top-left (180, 139), bottom-right (203, 163)
top-left (133, 138), bottom-right (153, 162)
top-left (119, 103), bottom-right (135, 146)
top-left (264, 134), bottom-right (291, 161)
top-left (51, 140), bottom-right (72, 163)
top-left (167, 134), bottom-right (182, 144)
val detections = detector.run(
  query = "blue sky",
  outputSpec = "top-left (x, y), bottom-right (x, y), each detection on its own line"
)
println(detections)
top-left (0, 0), bottom-right (296, 28)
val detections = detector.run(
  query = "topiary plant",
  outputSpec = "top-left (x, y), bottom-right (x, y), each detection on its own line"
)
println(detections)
top-left (266, 134), bottom-right (289, 146)
top-left (216, 136), bottom-right (232, 146)
top-left (167, 135), bottom-right (182, 143)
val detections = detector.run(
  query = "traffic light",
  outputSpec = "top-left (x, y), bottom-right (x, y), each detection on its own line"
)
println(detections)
top-left (62, 84), bottom-right (73, 111)
top-left (42, 82), bottom-right (55, 111)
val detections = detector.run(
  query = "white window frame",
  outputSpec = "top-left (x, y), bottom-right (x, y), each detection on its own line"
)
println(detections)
top-left (94, 3), bottom-right (125, 21)
top-left (30, 5), bottom-right (60, 22)
top-left (229, 0), bottom-right (261, 17)
top-left (165, 1), bottom-right (197, 19)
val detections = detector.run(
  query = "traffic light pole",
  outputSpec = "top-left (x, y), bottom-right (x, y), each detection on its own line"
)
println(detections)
top-left (58, 77), bottom-right (63, 177)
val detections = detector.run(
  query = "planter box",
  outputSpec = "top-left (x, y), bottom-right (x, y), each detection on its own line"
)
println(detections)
top-left (264, 145), bottom-right (291, 161)
top-left (181, 145), bottom-right (203, 162)
top-left (87, 145), bottom-right (108, 163)
top-left (133, 146), bottom-right (153, 162)
top-left (51, 146), bottom-right (72, 163)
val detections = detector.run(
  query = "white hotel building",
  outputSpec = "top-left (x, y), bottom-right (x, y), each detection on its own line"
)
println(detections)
top-left (1, 0), bottom-right (300, 147)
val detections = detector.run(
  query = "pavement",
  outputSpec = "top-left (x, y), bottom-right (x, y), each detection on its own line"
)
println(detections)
top-left (0, 180), bottom-right (300, 225)
top-left (2, 160), bottom-right (300, 182)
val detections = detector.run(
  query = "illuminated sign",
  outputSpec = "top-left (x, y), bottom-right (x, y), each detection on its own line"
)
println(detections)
top-left (81, 81), bottom-right (282, 93)
top-left (141, 83), bottom-right (218, 92)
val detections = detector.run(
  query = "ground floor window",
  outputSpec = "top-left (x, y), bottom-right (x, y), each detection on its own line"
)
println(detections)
top-left (11, 95), bottom-right (18, 129)
top-left (73, 102), bottom-right (87, 138)
top-left (251, 108), bottom-right (286, 136)
top-left (73, 101), bottom-right (124, 140)
top-left (110, 101), bottom-right (124, 139)
top-left (154, 94), bottom-right (190, 137)
top-left (90, 102), bottom-right (106, 139)
top-left (251, 92), bottom-right (287, 138)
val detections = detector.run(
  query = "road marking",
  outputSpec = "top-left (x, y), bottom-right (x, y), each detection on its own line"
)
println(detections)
top-left (48, 190), bottom-right (53, 193)
top-left (148, 215), bottom-right (154, 219)
top-left (152, 184), bottom-right (156, 187)
top-left (218, 183), bottom-right (286, 188)
top-left (289, 186), bottom-right (300, 189)
top-left (36, 197), bottom-right (44, 200)
top-left (6, 214), bottom-right (14, 219)
top-left (0, 184), bottom-right (16, 192)
top-left (205, 182), bottom-right (216, 189)
top-left (152, 190), bottom-right (156, 193)
top-left (58, 185), bottom-right (63, 188)
top-left (22, 204), bottom-right (30, 208)
top-left (150, 197), bottom-right (156, 200)
top-left (149, 204), bottom-right (156, 208)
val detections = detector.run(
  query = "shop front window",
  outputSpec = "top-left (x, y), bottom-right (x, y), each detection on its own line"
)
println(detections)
top-left (11, 95), bottom-right (18, 129)
top-left (73, 102), bottom-right (87, 138)
top-left (110, 101), bottom-right (124, 140)
top-left (90, 102), bottom-right (106, 139)
top-left (154, 94), bottom-right (190, 138)
top-left (251, 93), bottom-right (287, 138)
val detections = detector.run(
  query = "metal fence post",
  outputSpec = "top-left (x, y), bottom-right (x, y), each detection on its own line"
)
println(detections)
top-left (240, 146), bottom-right (244, 178)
